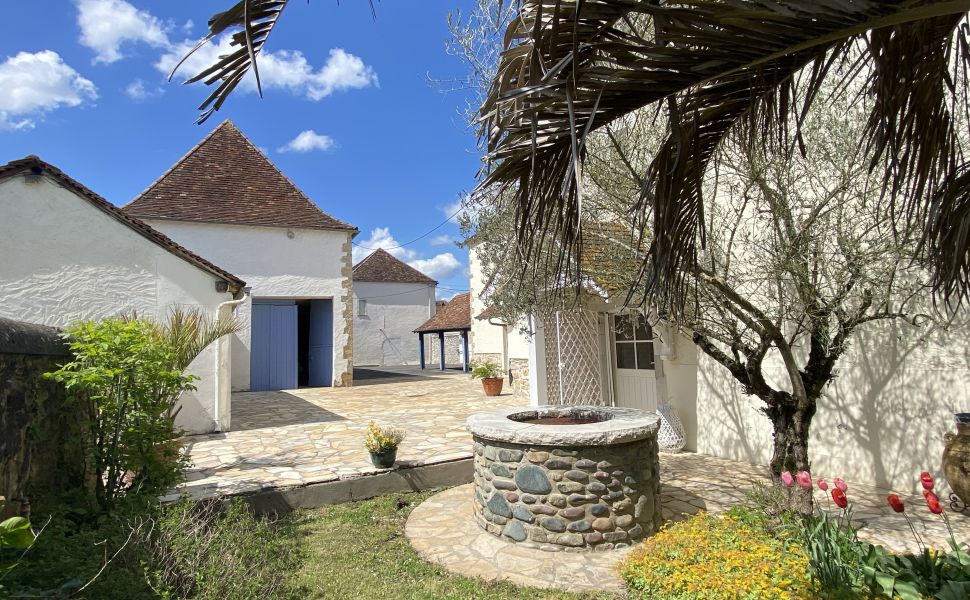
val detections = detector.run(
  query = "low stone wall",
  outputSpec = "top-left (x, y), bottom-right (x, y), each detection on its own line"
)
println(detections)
top-left (0, 318), bottom-right (88, 514)
top-left (467, 406), bottom-right (662, 552)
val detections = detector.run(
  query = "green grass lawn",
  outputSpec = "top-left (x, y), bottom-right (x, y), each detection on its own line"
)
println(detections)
top-left (288, 490), bottom-right (618, 600)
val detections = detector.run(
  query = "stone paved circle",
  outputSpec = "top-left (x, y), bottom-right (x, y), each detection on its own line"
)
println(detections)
top-left (405, 484), bottom-right (631, 594)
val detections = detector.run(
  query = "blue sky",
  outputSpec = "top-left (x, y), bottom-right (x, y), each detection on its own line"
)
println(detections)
top-left (0, 0), bottom-right (482, 297)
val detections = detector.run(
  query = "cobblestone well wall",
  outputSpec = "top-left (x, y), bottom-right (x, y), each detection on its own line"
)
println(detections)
top-left (471, 435), bottom-right (662, 552)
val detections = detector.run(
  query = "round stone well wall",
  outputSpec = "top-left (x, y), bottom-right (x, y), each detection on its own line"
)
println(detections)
top-left (466, 406), bottom-right (662, 552)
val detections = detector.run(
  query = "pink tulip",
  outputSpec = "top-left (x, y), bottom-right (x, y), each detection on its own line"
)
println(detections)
top-left (781, 471), bottom-right (794, 486)
top-left (835, 478), bottom-right (848, 492)
top-left (817, 479), bottom-right (829, 491)
top-left (796, 471), bottom-right (813, 489)
top-left (920, 471), bottom-right (934, 491)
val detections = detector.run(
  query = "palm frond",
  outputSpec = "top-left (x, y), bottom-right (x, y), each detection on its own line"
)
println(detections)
top-left (171, 0), bottom-right (290, 123)
top-left (159, 307), bottom-right (241, 371)
top-left (478, 0), bottom-right (970, 316)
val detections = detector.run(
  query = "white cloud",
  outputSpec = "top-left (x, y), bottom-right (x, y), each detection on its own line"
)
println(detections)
top-left (353, 227), bottom-right (417, 263)
top-left (430, 234), bottom-right (454, 246)
top-left (278, 130), bottom-right (335, 153)
top-left (408, 253), bottom-right (462, 281)
top-left (124, 78), bottom-right (163, 100)
top-left (76, 0), bottom-right (170, 64)
top-left (158, 38), bottom-right (377, 101)
top-left (0, 51), bottom-right (97, 130)
top-left (353, 227), bottom-right (464, 282)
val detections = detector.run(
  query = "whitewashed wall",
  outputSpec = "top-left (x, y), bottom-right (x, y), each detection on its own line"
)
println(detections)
top-left (0, 175), bottom-right (236, 434)
top-left (139, 219), bottom-right (354, 389)
top-left (353, 280), bottom-right (435, 366)
top-left (695, 318), bottom-right (970, 492)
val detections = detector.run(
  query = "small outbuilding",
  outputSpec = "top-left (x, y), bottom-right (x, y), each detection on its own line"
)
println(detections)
top-left (414, 292), bottom-right (471, 372)
top-left (0, 156), bottom-right (245, 434)
top-left (352, 249), bottom-right (437, 366)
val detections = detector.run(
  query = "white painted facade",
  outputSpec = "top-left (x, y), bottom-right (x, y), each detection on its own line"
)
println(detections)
top-left (0, 173), bottom-right (239, 434)
top-left (468, 243), bottom-right (533, 397)
top-left (353, 280), bottom-right (435, 366)
top-left (138, 219), bottom-right (354, 390)
top-left (525, 295), bottom-right (970, 491)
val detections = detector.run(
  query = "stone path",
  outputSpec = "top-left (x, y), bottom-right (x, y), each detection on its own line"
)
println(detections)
top-left (168, 372), bottom-right (527, 501)
top-left (406, 484), bottom-right (632, 595)
top-left (407, 454), bottom-right (970, 595)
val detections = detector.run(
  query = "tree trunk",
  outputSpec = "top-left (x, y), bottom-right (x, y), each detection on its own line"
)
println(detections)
top-left (766, 401), bottom-right (816, 513)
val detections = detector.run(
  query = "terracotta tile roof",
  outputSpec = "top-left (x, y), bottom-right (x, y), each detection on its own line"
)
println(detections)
top-left (414, 293), bottom-right (471, 333)
top-left (124, 120), bottom-right (357, 232)
top-left (353, 249), bottom-right (436, 284)
top-left (475, 306), bottom-right (501, 320)
top-left (0, 156), bottom-right (245, 291)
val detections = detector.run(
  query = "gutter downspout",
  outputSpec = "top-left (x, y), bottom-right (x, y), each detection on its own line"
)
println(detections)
top-left (213, 289), bottom-right (250, 432)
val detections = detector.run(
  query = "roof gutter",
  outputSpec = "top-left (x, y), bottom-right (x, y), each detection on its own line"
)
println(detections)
top-left (213, 288), bottom-right (250, 432)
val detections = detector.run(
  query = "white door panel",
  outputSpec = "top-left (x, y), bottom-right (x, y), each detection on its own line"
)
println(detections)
top-left (611, 313), bottom-right (662, 412)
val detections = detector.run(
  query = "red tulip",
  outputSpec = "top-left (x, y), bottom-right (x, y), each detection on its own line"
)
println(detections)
top-left (832, 488), bottom-right (848, 509)
top-left (887, 494), bottom-right (905, 513)
top-left (835, 478), bottom-right (848, 492)
top-left (796, 471), bottom-right (813, 489)
top-left (781, 471), bottom-right (794, 487)
top-left (817, 479), bottom-right (829, 491)
top-left (920, 471), bottom-right (934, 491)
top-left (926, 493), bottom-right (943, 514)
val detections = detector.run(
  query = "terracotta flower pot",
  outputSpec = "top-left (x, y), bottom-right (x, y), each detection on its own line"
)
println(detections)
top-left (943, 413), bottom-right (970, 505)
top-left (482, 377), bottom-right (504, 397)
top-left (369, 447), bottom-right (397, 469)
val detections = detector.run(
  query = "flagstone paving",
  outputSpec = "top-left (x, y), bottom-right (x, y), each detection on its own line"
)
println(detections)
top-left (170, 371), bottom-right (528, 501)
top-left (407, 455), bottom-right (970, 594)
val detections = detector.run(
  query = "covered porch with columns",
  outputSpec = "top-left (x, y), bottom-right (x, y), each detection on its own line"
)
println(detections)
top-left (413, 292), bottom-right (471, 373)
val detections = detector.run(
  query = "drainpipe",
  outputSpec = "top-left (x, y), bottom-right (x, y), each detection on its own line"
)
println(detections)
top-left (213, 289), bottom-right (250, 432)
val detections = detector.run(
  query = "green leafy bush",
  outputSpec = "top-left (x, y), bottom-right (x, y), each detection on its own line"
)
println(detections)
top-left (47, 309), bottom-right (238, 510)
top-left (136, 498), bottom-right (299, 600)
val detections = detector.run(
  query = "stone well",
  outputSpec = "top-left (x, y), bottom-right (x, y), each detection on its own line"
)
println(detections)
top-left (466, 405), bottom-right (662, 552)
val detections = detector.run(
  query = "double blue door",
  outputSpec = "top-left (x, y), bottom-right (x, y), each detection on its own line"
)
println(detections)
top-left (250, 299), bottom-right (333, 391)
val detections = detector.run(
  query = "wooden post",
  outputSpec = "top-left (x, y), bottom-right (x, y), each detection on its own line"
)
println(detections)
top-left (461, 330), bottom-right (470, 373)
top-left (438, 331), bottom-right (446, 371)
top-left (418, 333), bottom-right (425, 369)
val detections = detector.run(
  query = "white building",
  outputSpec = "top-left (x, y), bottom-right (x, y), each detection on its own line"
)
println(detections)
top-left (0, 156), bottom-right (245, 434)
top-left (124, 121), bottom-right (358, 391)
top-left (468, 242), bottom-right (534, 396)
top-left (352, 249), bottom-right (436, 366)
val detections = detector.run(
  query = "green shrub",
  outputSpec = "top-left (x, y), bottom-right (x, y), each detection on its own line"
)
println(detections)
top-left (46, 309), bottom-right (238, 510)
top-left (136, 498), bottom-right (299, 600)
top-left (619, 512), bottom-right (814, 600)
top-left (470, 358), bottom-right (503, 379)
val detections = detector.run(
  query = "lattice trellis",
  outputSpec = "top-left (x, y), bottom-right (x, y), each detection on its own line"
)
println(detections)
top-left (542, 309), bottom-right (604, 405)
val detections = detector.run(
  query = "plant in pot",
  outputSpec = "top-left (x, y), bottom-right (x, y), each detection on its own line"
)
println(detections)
top-left (364, 421), bottom-right (406, 468)
top-left (471, 359), bottom-right (505, 396)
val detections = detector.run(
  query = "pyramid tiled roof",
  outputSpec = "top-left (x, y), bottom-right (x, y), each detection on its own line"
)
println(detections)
top-left (124, 120), bottom-right (356, 232)
top-left (353, 249), bottom-right (436, 284)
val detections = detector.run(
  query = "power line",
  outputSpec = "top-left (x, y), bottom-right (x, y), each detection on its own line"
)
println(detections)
top-left (352, 205), bottom-right (464, 252)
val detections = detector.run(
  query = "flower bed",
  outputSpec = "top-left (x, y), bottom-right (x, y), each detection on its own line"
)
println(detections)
top-left (619, 511), bottom-right (813, 600)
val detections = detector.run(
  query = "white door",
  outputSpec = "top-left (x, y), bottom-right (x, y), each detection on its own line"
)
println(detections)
top-left (611, 313), bottom-right (662, 411)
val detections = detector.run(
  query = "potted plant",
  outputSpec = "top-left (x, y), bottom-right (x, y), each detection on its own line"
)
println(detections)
top-left (364, 421), bottom-right (406, 468)
top-left (471, 359), bottom-right (505, 397)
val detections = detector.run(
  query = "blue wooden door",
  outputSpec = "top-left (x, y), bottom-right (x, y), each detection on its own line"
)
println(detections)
top-left (308, 299), bottom-right (333, 387)
top-left (250, 301), bottom-right (298, 391)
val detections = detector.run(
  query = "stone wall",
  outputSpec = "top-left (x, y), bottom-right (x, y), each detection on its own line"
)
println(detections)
top-left (426, 332), bottom-right (463, 366)
top-left (0, 318), bottom-right (89, 514)
top-left (471, 435), bottom-right (662, 552)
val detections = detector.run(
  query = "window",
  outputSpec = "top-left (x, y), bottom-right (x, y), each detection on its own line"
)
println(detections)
top-left (613, 313), bottom-right (654, 370)
top-left (358, 298), bottom-right (367, 317)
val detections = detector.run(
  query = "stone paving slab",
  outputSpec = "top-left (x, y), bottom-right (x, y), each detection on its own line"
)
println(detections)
top-left (406, 484), bottom-right (631, 595)
top-left (167, 374), bottom-right (528, 501)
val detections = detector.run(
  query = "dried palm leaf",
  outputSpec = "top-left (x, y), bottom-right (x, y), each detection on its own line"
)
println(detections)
top-left (478, 0), bottom-right (970, 317)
